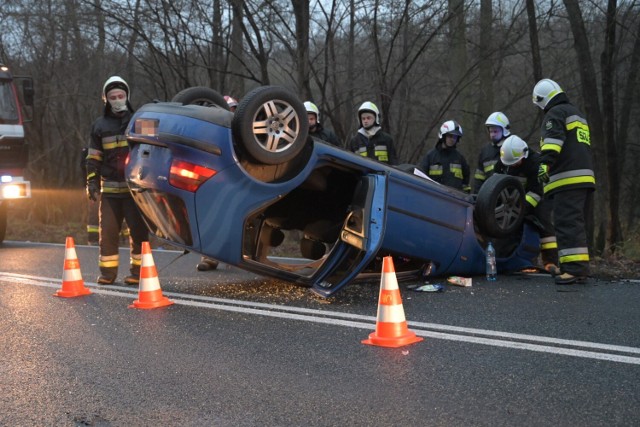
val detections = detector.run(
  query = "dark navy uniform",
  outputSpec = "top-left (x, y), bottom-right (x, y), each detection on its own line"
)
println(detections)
top-left (310, 124), bottom-right (341, 147)
top-left (473, 141), bottom-right (502, 193)
top-left (86, 104), bottom-right (148, 283)
top-left (538, 92), bottom-right (595, 277)
top-left (420, 140), bottom-right (470, 192)
top-left (348, 129), bottom-right (397, 165)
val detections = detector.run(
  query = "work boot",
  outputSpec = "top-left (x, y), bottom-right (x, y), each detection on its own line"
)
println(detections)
top-left (97, 275), bottom-right (115, 285)
top-left (124, 275), bottom-right (140, 285)
top-left (196, 257), bottom-right (219, 271)
top-left (555, 273), bottom-right (587, 285)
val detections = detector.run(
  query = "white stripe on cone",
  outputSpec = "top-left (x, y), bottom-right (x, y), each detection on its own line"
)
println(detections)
top-left (63, 246), bottom-right (82, 282)
top-left (139, 251), bottom-right (160, 292)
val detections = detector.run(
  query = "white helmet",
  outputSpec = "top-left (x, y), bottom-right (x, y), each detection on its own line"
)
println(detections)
top-left (358, 101), bottom-right (380, 126)
top-left (484, 112), bottom-right (510, 137)
top-left (532, 78), bottom-right (563, 110)
top-left (304, 101), bottom-right (320, 122)
top-left (102, 76), bottom-right (130, 103)
top-left (500, 135), bottom-right (529, 166)
top-left (438, 120), bottom-right (463, 139)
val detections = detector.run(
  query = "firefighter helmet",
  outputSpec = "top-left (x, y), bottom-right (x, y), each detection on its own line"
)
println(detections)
top-left (224, 95), bottom-right (238, 109)
top-left (500, 135), bottom-right (529, 166)
top-left (484, 112), bottom-right (511, 137)
top-left (438, 120), bottom-right (463, 139)
top-left (358, 101), bottom-right (380, 127)
top-left (102, 76), bottom-right (130, 104)
top-left (304, 101), bottom-right (320, 123)
top-left (532, 78), bottom-right (563, 110)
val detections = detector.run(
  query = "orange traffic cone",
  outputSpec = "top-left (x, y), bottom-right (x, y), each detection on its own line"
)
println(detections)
top-left (55, 236), bottom-right (92, 298)
top-left (362, 256), bottom-right (423, 348)
top-left (129, 241), bottom-right (174, 309)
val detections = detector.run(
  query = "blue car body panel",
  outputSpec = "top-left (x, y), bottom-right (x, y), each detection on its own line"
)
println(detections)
top-left (125, 102), bottom-right (538, 297)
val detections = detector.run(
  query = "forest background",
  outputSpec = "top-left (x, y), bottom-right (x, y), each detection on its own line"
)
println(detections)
top-left (1, 0), bottom-right (639, 258)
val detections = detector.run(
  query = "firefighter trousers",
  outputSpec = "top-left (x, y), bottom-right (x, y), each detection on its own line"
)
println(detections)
top-left (534, 199), bottom-right (558, 266)
top-left (550, 188), bottom-right (593, 277)
top-left (99, 195), bottom-right (149, 280)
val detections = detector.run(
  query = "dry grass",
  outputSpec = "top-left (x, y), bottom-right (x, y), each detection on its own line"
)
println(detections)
top-left (5, 188), bottom-right (89, 244)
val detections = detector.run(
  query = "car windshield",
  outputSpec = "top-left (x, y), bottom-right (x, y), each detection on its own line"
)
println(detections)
top-left (0, 80), bottom-right (19, 124)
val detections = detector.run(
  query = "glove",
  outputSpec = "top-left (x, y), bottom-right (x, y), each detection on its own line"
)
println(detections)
top-left (87, 180), bottom-right (100, 202)
top-left (537, 164), bottom-right (549, 184)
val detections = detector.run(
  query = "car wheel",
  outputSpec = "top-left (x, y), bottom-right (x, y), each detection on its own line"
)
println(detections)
top-left (171, 87), bottom-right (229, 109)
top-left (232, 86), bottom-right (309, 165)
top-left (475, 174), bottom-right (525, 238)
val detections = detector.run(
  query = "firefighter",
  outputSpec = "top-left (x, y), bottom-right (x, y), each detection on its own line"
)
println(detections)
top-left (473, 112), bottom-right (510, 193)
top-left (419, 120), bottom-right (470, 192)
top-left (347, 101), bottom-right (397, 164)
top-left (304, 101), bottom-right (341, 146)
top-left (86, 76), bottom-right (149, 285)
top-left (533, 78), bottom-right (595, 285)
top-left (496, 135), bottom-right (558, 272)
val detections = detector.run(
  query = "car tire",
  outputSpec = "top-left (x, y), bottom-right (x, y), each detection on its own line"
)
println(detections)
top-left (232, 86), bottom-right (309, 165)
top-left (475, 173), bottom-right (525, 238)
top-left (171, 87), bottom-right (229, 109)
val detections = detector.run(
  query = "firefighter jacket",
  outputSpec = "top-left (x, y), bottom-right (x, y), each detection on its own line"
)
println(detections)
top-left (348, 127), bottom-right (397, 164)
top-left (310, 124), bottom-right (341, 147)
top-left (86, 110), bottom-right (133, 198)
top-left (538, 93), bottom-right (595, 196)
top-left (495, 151), bottom-right (544, 212)
top-left (472, 140), bottom-right (503, 193)
top-left (420, 140), bottom-right (470, 192)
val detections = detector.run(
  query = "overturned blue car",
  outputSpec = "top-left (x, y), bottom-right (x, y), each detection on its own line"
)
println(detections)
top-left (125, 86), bottom-right (539, 297)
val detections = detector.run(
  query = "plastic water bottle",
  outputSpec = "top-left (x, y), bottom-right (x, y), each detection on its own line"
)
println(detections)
top-left (486, 241), bottom-right (497, 281)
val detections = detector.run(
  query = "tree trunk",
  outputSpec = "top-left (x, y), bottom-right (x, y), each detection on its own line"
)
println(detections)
top-left (292, 0), bottom-right (311, 98)
top-left (229, 0), bottom-right (245, 97)
top-left (600, 0), bottom-right (622, 252)
top-left (525, 0), bottom-right (542, 82)
top-left (477, 0), bottom-right (493, 130)
top-left (618, 20), bottom-right (640, 229)
top-left (562, 0), bottom-right (608, 254)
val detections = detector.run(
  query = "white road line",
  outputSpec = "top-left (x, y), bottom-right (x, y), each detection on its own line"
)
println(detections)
top-left (3, 272), bottom-right (640, 365)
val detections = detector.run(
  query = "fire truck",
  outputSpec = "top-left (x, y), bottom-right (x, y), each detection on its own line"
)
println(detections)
top-left (0, 63), bottom-right (34, 243)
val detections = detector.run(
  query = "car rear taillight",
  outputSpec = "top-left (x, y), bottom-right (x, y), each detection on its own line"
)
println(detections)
top-left (169, 160), bottom-right (216, 192)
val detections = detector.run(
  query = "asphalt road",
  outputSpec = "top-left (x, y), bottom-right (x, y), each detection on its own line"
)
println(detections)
top-left (1, 240), bottom-right (639, 426)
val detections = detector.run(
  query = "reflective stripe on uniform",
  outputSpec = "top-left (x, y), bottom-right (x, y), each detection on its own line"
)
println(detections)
top-left (102, 135), bottom-right (129, 150)
top-left (526, 192), bottom-right (540, 207)
top-left (102, 181), bottom-right (131, 194)
top-left (87, 147), bottom-right (103, 161)
top-left (541, 137), bottom-right (564, 153)
top-left (474, 169), bottom-right (486, 181)
top-left (429, 165), bottom-right (443, 176)
top-left (482, 160), bottom-right (496, 173)
top-left (566, 115), bottom-right (591, 145)
top-left (450, 163), bottom-right (463, 179)
top-left (373, 145), bottom-right (389, 162)
top-left (559, 246), bottom-right (589, 263)
top-left (540, 236), bottom-right (558, 250)
top-left (99, 254), bottom-right (119, 268)
top-left (544, 169), bottom-right (595, 193)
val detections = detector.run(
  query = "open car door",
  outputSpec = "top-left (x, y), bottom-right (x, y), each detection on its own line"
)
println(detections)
top-left (309, 173), bottom-right (387, 297)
